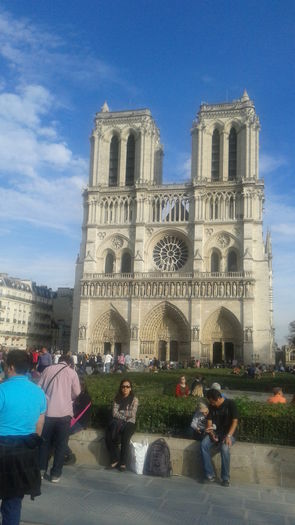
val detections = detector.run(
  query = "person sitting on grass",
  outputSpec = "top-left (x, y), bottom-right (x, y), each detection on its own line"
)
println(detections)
top-left (267, 386), bottom-right (287, 404)
top-left (105, 379), bottom-right (138, 472)
top-left (175, 375), bottom-right (189, 397)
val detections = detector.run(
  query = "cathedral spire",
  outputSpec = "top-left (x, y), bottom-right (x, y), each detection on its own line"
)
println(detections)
top-left (101, 101), bottom-right (110, 113)
top-left (265, 229), bottom-right (272, 256)
top-left (241, 89), bottom-right (250, 102)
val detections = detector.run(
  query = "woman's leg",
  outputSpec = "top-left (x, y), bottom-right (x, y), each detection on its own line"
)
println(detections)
top-left (105, 426), bottom-right (119, 465)
top-left (120, 422), bottom-right (136, 466)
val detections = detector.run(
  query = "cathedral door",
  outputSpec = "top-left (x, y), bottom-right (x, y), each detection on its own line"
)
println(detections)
top-left (114, 342), bottom-right (122, 357)
top-left (225, 342), bottom-right (234, 363)
top-left (159, 340), bottom-right (167, 361)
top-left (104, 342), bottom-right (111, 355)
top-left (170, 340), bottom-right (178, 361)
top-left (213, 342), bottom-right (222, 364)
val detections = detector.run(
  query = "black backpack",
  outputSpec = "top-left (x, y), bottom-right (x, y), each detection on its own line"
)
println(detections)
top-left (144, 438), bottom-right (172, 477)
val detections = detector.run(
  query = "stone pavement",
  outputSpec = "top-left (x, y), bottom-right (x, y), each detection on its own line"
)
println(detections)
top-left (21, 465), bottom-right (295, 525)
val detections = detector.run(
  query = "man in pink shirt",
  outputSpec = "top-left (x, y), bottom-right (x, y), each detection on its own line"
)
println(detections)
top-left (38, 354), bottom-right (81, 483)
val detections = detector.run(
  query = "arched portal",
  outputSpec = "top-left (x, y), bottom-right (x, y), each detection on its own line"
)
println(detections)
top-left (202, 307), bottom-right (243, 364)
top-left (140, 302), bottom-right (190, 362)
top-left (91, 309), bottom-right (130, 356)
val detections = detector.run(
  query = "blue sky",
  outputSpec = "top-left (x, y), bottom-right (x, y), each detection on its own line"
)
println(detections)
top-left (0, 1), bottom-right (294, 344)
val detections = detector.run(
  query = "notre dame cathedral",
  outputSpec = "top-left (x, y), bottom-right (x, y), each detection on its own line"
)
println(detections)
top-left (71, 91), bottom-right (274, 364)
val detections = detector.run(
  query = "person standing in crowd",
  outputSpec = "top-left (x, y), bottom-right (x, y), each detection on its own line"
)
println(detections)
top-left (37, 347), bottom-right (52, 373)
top-left (0, 350), bottom-right (46, 525)
top-left (267, 386), bottom-right (287, 404)
top-left (105, 379), bottom-right (138, 472)
top-left (201, 388), bottom-right (238, 487)
top-left (175, 375), bottom-right (189, 397)
top-left (104, 352), bottom-right (112, 374)
top-left (38, 354), bottom-right (81, 483)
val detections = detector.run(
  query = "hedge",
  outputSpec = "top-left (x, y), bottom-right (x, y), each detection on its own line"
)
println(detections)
top-left (86, 373), bottom-right (295, 447)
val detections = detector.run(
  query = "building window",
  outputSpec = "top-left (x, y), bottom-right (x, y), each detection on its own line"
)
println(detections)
top-left (228, 251), bottom-right (238, 272)
top-left (121, 252), bottom-right (132, 273)
top-left (105, 253), bottom-right (114, 274)
top-left (211, 252), bottom-right (220, 273)
top-left (228, 128), bottom-right (237, 180)
top-left (211, 129), bottom-right (220, 181)
top-left (290, 350), bottom-right (295, 361)
top-left (153, 235), bottom-right (188, 271)
top-left (126, 134), bottom-right (135, 186)
top-left (109, 136), bottom-right (119, 186)
top-left (229, 196), bottom-right (234, 219)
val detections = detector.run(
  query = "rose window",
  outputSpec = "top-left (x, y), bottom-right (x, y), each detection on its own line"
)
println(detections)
top-left (153, 235), bottom-right (188, 271)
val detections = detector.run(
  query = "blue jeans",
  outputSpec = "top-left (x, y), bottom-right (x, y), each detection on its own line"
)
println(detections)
top-left (200, 434), bottom-right (235, 481)
top-left (1, 497), bottom-right (23, 525)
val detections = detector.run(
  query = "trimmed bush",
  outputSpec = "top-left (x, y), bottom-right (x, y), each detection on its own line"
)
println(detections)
top-left (85, 372), bottom-right (295, 446)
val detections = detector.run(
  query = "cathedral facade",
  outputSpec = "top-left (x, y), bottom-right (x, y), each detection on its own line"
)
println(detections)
top-left (71, 91), bottom-right (274, 364)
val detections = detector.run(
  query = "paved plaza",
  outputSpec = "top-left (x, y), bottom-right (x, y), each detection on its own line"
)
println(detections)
top-left (21, 465), bottom-right (295, 525)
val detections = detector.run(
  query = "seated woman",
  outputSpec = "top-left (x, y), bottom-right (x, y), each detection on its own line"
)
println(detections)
top-left (175, 375), bottom-right (189, 397)
top-left (105, 379), bottom-right (138, 471)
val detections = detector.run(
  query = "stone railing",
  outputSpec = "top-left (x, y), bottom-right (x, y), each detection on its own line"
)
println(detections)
top-left (83, 271), bottom-right (252, 280)
top-left (81, 275), bottom-right (254, 299)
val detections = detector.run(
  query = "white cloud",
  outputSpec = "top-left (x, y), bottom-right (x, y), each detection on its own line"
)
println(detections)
top-left (260, 153), bottom-right (287, 175)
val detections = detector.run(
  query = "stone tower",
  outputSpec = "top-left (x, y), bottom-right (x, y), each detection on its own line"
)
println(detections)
top-left (71, 92), bottom-right (274, 365)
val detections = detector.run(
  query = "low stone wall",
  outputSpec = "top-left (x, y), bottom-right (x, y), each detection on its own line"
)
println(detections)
top-left (69, 429), bottom-right (295, 488)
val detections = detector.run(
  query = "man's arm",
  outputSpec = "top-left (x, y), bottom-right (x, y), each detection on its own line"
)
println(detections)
top-left (71, 372), bottom-right (81, 400)
top-left (225, 418), bottom-right (238, 447)
top-left (36, 413), bottom-right (45, 436)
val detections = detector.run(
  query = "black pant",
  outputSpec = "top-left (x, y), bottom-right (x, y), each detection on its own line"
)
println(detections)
top-left (39, 416), bottom-right (71, 477)
top-left (105, 422), bottom-right (135, 465)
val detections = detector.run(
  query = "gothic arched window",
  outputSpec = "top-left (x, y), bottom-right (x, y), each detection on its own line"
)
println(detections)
top-left (211, 251), bottom-right (220, 273)
top-left (125, 134), bottom-right (135, 186)
top-left (121, 252), bottom-right (132, 273)
top-left (109, 135), bottom-right (119, 186)
top-left (211, 129), bottom-right (220, 181)
top-left (229, 196), bottom-right (234, 219)
top-left (105, 253), bottom-right (114, 274)
top-left (228, 250), bottom-right (238, 272)
top-left (228, 128), bottom-right (237, 180)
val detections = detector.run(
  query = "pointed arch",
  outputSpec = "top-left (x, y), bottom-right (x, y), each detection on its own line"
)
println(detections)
top-left (203, 307), bottom-right (243, 340)
top-left (125, 134), bottom-right (135, 186)
top-left (228, 127), bottom-right (237, 180)
top-left (211, 129), bottom-right (220, 181)
top-left (91, 309), bottom-right (130, 354)
top-left (109, 135), bottom-right (119, 186)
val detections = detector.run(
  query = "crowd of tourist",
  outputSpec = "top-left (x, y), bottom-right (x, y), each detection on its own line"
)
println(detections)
top-left (0, 345), bottom-right (295, 525)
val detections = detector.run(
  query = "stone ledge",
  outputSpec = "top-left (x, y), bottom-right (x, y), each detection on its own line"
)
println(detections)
top-left (69, 429), bottom-right (295, 488)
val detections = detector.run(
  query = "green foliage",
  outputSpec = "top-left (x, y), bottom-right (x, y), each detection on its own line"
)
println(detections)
top-left (85, 371), bottom-right (295, 446)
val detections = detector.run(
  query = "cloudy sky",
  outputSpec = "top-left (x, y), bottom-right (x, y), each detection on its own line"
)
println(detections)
top-left (0, 1), bottom-right (294, 344)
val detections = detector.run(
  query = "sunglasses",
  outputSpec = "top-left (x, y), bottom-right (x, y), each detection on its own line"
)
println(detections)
top-left (122, 385), bottom-right (131, 389)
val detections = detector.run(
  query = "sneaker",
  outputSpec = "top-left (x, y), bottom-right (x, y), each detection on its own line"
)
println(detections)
top-left (221, 479), bottom-right (230, 487)
top-left (203, 476), bottom-right (216, 484)
top-left (51, 476), bottom-right (61, 483)
top-left (40, 471), bottom-right (46, 480)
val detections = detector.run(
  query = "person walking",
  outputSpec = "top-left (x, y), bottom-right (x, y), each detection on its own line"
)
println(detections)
top-left (38, 354), bottom-right (81, 483)
top-left (0, 350), bottom-right (46, 525)
top-left (37, 347), bottom-right (52, 373)
top-left (200, 388), bottom-right (238, 487)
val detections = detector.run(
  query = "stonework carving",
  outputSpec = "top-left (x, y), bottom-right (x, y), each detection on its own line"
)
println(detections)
top-left (97, 232), bottom-right (106, 240)
top-left (192, 325), bottom-right (200, 341)
top-left (206, 228), bottom-right (213, 236)
top-left (112, 236), bottom-right (124, 249)
top-left (79, 325), bottom-right (87, 340)
top-left (217, 233), bottom-right (230, 248)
